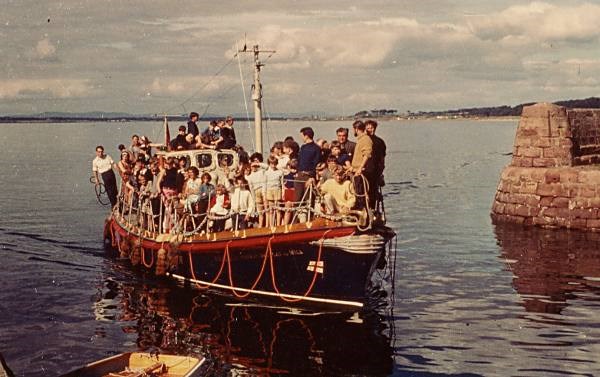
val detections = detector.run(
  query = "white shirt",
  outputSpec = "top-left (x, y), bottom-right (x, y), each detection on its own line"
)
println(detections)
top-left (209, 194), bottom-right (229, 215)
top-left (230, 188), bottom-right (255, 214)
top-left (277, 154), bottom-right (290, 170)
top-left (264, 167), bottom-right (283, 189)
top-left (92, 155), bottom-right (114, 174)
top-left (246, 170), bottom-right (266, 191)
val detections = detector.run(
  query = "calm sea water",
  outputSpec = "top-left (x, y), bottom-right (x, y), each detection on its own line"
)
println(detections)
top-left (2, 119), bottom-right (600, 376)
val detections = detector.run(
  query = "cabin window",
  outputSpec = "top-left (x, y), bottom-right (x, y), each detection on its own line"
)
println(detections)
top-left (217, 153), bottom-right (234, 168)
top-left (175, 155), bottom-right (191, 168)
top-left (197, 153), bottom-right (213, 168)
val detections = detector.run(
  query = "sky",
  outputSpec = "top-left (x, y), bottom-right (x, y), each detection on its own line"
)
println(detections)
top-left (2, 0), bottom-right (600, 115)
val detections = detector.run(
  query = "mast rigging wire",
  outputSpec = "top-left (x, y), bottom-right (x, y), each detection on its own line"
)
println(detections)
top-left (161, 56), bottom-right (236, 115)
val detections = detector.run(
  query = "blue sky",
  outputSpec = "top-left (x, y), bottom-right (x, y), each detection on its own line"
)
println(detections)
top-left (2, 0), bottom-right (600, 115)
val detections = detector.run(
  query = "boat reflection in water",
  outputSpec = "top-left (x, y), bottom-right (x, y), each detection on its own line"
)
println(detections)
top-left (495, 223), bottom-right (600, 315)
top-left (93, 264), bottom-right (394, 376)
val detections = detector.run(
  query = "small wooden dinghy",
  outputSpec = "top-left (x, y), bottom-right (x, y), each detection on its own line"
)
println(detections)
top-left (60, 352), bottom-right (205, 377)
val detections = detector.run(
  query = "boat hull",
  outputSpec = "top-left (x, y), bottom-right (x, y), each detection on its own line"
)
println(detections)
top-left (60, 352), bottom-right (204, 377)
top-left (106, 216), bottom-right (393, 308)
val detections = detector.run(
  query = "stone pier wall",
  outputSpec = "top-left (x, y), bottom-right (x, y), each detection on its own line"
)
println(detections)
top-left (491, 103), bottom-right (600, 231)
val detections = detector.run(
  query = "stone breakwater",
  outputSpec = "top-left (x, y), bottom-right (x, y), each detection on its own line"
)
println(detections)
top-left (491, 102), bottom-right (600, 231)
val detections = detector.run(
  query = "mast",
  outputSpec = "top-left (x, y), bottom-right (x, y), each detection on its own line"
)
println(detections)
top-left (252, 45), bottom-right (263, 154)
top-left (239, 44), bottom-right (275, 154)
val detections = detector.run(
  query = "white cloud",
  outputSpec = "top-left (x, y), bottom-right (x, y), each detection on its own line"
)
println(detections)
top-left (98, 42), bottom-right (134, 50)
top-left (0, 79), bottom-right (92, 99)
top-left (471, 2), bottom-right (600, 42)
top-left (266, 82), bottom-right (302, 95)
top-left (35, 38), bottom-right (56, 59)
top-left (147, 75), bottom-right (238, 96)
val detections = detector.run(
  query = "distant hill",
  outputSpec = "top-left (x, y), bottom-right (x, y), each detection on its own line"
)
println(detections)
top-left (413, 97), bottom-right (600, 118)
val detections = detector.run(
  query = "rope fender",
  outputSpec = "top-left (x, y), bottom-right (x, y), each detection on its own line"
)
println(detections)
top-left (186, 230), bottom-right (332, 303)
top-left (269, 229), bottom-right (331, 302)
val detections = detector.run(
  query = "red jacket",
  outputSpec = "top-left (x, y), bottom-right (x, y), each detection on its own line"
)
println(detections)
top-left (209, 193), bottom-right (230, 210)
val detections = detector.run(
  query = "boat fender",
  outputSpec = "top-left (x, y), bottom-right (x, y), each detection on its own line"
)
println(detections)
top-left (130, 245), bottom-right (141, 266)
top-left (103, 220), bottom-right (111, 244)
top-left (119, 238), bottom-right (131, 258)
top-left (167, 247), bottom-right (179, 272)
top-left (155, 248), bottom-right (167, 276)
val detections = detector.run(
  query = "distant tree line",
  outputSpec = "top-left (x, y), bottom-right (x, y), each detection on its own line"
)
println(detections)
top-left (354, 109), bottom-right (398, 118)
top-left (414, 97), bottom-right (600, 118)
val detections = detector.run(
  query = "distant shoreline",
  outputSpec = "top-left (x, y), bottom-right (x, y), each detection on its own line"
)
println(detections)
top-left (0, 115), bottom-right (520, 124)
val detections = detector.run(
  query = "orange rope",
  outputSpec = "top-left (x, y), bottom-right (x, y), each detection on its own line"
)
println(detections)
top-left (225, 236), bottom-right (272, 298)
top-left (188, 242), bottom-right (229, 289)
top-left (269, 230), bottom-right (331, 302)
top-left (141, 247), bottom-right (154, 268)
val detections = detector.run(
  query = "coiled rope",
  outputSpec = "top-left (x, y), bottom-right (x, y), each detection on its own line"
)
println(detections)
top-left (89, 176), bottom-right (110, 206)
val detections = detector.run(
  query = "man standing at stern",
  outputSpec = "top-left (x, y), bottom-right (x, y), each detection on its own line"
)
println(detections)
top-left (92, 145), bottom-right (119, 208)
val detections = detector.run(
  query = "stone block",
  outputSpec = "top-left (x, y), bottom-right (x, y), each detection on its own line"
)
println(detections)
top-left (525, 195), bottom-right (541, 207)
top-left (519, 147), bottom-right (542, 158)
top-left (515, 205), bottom-right (530, 217)
top-left (529, 169), bottom-right (546, 181)
top-left (551, 197), bottom-right (570, 208)
top-left (571, 208), bottom-right (597, 219)
top-left (586, 219), bottom-right (600, 229)
top-left (520, 181), bottom-right (538, 194)
top-left (534, 137), bottom-right (553, 148)
top-left (541, 207), bottom-right (557, 217)
top-left (498, 180), bottom-right (511, 193)
top-left (569, 218), bottom-right (587, 229)
top-left (515, 137), bottom-right (532, 147)
top-left (539, 197), bottom-right (553, 207)
top-left (554, 217), bottom-right (569, 228)
top-left (578, 170), bottom-right (600, 185)
top-left (544, 170), bottom-right (561, 184)
top-left (516, 128), bottom-right (538, 138)
top-left (588, 197), bottom-right (600, 208)
top-left (522, 102), bottom-right (566, 119)
top-left (491, 201), bottom-right (505, 214)
top-left (580, 186), bottom-right (596, 198)
top-left (559, 138), bottom-right (573, 148)
top-left (504, 203), bottom-right (517, 216)
top-left (533, 216), bottom-right (554, 226)
top-left (559, 170), bottom-right (579, 183)
top-left (543, 147), bottom-right (572, 159)
top-left (512, 157), bottom-right (533, 167)
top-left (537, 183), bottom-right (561, 196)
top-left (533, 158), bottom-right (558, 167)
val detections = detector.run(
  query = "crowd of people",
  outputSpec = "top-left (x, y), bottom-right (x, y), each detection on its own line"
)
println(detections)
top-left (92, 112), bottom-right (387, 233)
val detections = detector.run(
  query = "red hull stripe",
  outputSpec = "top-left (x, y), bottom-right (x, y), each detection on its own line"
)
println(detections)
top-left (109, 218), bottom-right (355, 253)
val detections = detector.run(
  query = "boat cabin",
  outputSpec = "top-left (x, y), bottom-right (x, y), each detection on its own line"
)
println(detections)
top-left (155, 148), bottom-right (239, 174)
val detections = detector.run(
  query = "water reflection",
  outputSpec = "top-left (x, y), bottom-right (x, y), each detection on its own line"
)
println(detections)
top-left (494, 223), bottom-right (600, 315)
top-left (93, 264), bottom-right (393, 376)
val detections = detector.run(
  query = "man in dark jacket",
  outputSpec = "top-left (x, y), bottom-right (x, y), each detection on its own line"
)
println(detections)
top-left (187, 112), bottom-right (199, 138)
top-left (365, 120), bottom-right (386, 209)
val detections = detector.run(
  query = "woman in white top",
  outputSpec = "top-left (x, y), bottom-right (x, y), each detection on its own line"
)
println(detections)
top-left (182, 166), bottom-right (202, 212)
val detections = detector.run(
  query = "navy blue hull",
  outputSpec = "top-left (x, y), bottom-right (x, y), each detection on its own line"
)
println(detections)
top-left (177, 243), bottom-right (383, 305)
